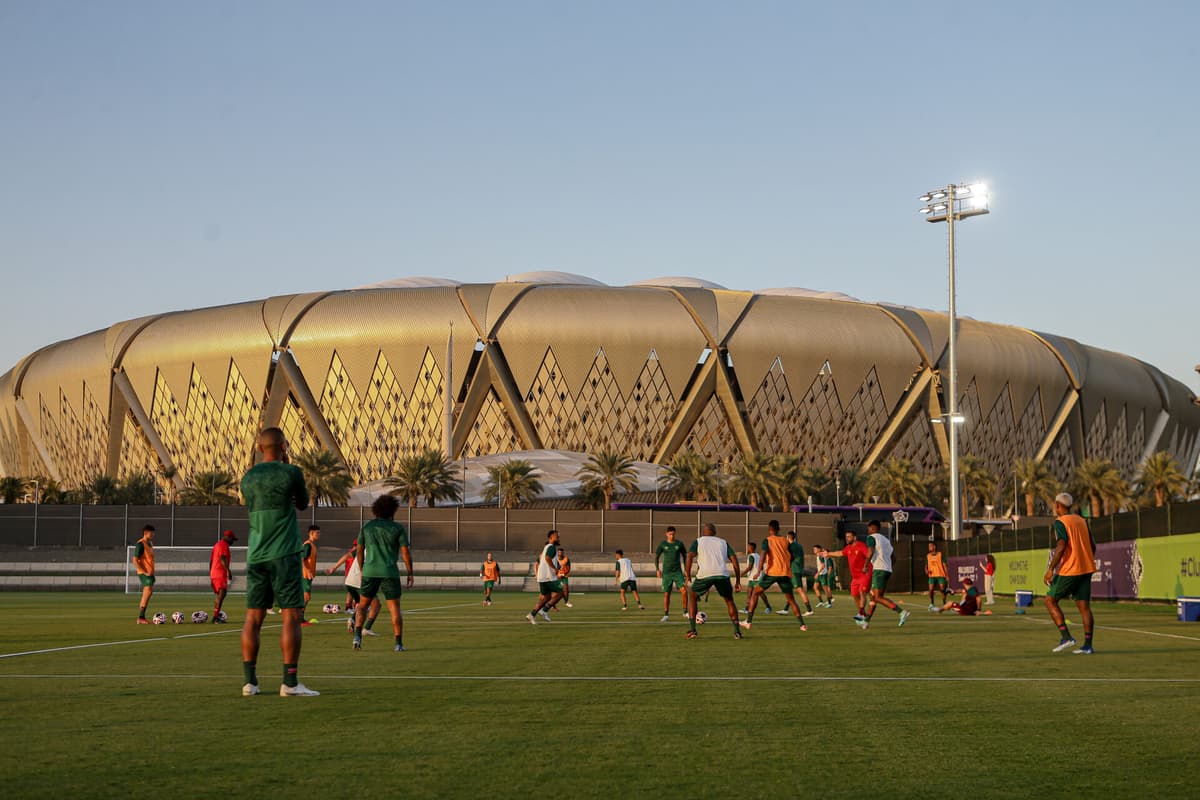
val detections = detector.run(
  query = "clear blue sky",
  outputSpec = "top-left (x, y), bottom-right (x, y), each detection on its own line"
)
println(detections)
top-left (2, 2), bottom-right (1196, 391)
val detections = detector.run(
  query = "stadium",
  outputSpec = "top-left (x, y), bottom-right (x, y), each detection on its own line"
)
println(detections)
top-left (2, 272), bottom-right (1199, 495)
top-left (2, 272), bottom-right (1197, 495)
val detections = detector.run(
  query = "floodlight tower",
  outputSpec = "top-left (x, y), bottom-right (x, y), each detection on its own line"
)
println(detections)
top-left (919, 182), bottom-right (990, 540)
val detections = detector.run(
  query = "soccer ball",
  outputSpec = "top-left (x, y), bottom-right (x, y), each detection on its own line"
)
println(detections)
top-left (322, 603), bottom-right (341, 614)
top-left (191, 610), bottom-right (209, 624)
top-left (216, 610), bottom-right (228, 623)
top-left (695, 611), bottom-right (708, 625)
top-left (151, 612), bottom-right (167, 625)
top-left (171, 611), bottom-right (185, 624)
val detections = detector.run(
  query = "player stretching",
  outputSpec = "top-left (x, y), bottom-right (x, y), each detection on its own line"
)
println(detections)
top-left (352, 494), bottom-right (413, 652)
top-left (812, 545), bottom-right (835, 607)
top-left (614, 549), bottom-right (645, 610)
top-left (210, 529), bottom-right (237, 622)
top-left (240, 427), bottom-right (317, 696)
top-left (655, 526), bottom-right (689, 621)
top-left (300, 525), bottom-right (320, 626)
top-left (741, 520), bottom-right (808, 632)
top-left (526, 530), bottom-right (565, 624)
top-left (132, 524), bottom-right (156, 624)
top-left (825, 529), bottom-right (872, 624)
top-left (858, 520), bottom-right (910, 629)
top-left (1044, 492), bottom-right (1097, 655)
top-left (480, 552), bottom-right (501, 606)
top-left (925, 542), bottom-right (950, 610)
top-left (685, 522), bottom-right (743, 639)
top-left (741, 542), bottom-right (772, 614)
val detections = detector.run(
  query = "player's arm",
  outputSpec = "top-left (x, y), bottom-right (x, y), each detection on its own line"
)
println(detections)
top-left (496, 563), bottom-right (501, 584)
top-left (614, 563), bottom-right (620, 585)
top-left (220, 553), bottom-right (231, 579)
top-left (654, 543), bottom-right (663, 577)
top-left (863, 543), bottom-right (874, 573)
top-left (327, 552), bottom-right (350, 575)
top-left (355, 542), bottom-right (364, 569)
top-left (400, 545), bottom-right (414, 587)
top-left (729, 550), bottom-right (741, 591)
top-left (479, 563), bottom-right (486, 580)
top-left (685, 550), bottom-right (695, 580)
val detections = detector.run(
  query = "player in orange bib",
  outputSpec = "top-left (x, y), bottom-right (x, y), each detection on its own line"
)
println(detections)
top-left (132, 525), bottom-right (156, 624)
top-left (1044, 492), bottom-right (1097, 655)
top-left (480, 552), bottom-right (501, 606)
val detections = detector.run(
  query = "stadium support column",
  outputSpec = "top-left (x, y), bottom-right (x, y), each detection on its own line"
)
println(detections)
top-left (445, 323), bottom-right (454, 458)
top-left (112, 371), bottom-right (182, 496)
top-left (13, 398), bottom-right (61, 483)
top-left (274, 349), bottom-right (347, 463)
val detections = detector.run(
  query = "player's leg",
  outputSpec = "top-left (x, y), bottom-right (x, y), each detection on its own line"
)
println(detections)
top-left (928, 582), bottom-right (936, 608)
top-left (137, 578), bottom-right (153, 621)
top-left (1044, 584), bottom-right (1075, 650)
top-left (386, 593), bottom-right (404, 651)
top-left (794, 578), bottom-right (813, 613)
top-left (680, 585), bottom-right (688, 615)
top-left (634, 587), bottom-right (644, 609)
top-left (1075, 598), bottom-right (1094, 652)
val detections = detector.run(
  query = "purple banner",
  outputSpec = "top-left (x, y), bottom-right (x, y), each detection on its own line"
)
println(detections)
top-left (947, 555), bottom-right (984, 591)
top-left (948, 540), bottom-right (1138, 599)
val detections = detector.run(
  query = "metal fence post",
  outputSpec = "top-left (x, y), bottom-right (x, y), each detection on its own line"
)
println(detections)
top-left (455, 506), bottom-right (460, 552)
top-left (600, 508), bottom-right (605, 552)
top-left (78, 504), bottom-right (83, 547)
top-left (33, 502), bottom-right (38, 547)
top-left (170, 503), bottom-right (176, 545)
top-left (504, 508), bottom-right (509, 552)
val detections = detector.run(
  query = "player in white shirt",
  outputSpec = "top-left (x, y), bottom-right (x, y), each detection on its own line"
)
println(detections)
top-left (526, 530), bottom-right (566, 625)
top-left (741, 541), bottom-right (774, 614)
top-left (614, 549), bottom-right (645, 610)
top-left (859, 520), bottom-right (911, 630)
top-left (684, 522), bottom-right (744, 639)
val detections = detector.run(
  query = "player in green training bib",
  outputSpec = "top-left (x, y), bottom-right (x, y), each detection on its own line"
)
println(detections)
top-left (352, 493), bottom-right (413, 653)
top-left (654, 526), bottom-right (689, 622)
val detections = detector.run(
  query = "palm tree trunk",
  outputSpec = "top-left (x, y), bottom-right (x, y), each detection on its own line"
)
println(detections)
top-left (1025, 491), bottom-right (1035, 517)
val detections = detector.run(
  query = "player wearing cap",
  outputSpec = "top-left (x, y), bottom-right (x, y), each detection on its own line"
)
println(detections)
top-left (825, 529), bottom-right (872, 623)
top-left (858, 520), bottom-right (910, 629)
top-left (685, 522), bottom-right (743, 639)
top-left (210, 529), bottom-right (237, 622)
top-left (480, 552), bottom-right (501, 606)
top-left (526, 530), bottom-right (565, 624)
top-left (926, 542), bottom-right (950, 610)
top-left (132, 524), bottom-right (156, 624)
top-left (300, 525), bottom-right (320, 626)
top-left (240, 427), bottom-right (316, 697)
top-left (1044, 492), bottom-right (1097, 655)
top-left (654, 526), bottom-right (689, 622)
top-left (740, 520), bottom-right (808, 631)
top-left (352, 494), bottom-right (413, 652)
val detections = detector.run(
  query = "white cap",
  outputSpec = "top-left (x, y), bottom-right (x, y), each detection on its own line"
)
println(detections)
top-left (1054, 492), bottom-right (1073, 508)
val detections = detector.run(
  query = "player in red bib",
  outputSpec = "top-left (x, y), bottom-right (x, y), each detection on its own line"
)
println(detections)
top-left (210, 529), bottom-right (237, 622)
top-left (825, 530), bottom-right (873, 624)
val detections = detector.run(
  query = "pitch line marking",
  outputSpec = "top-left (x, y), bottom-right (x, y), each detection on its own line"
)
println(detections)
top-left (1022, 616), bottom-right (1200, 642)
top-left (1, 673), bottom-right (1199, 685)
top-left (0, 637), bottom-right (168, 660)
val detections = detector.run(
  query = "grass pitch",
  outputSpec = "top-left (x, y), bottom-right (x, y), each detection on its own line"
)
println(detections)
top-left (1, 590), bottom-right (1196, 799)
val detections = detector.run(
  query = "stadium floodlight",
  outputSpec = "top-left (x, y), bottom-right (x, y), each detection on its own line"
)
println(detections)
top-left (918, 181), bottom-right (991, 541)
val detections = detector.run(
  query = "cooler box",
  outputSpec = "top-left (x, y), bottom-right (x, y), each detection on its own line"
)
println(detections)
top-left (1015, 590), bottom-right (1033, 607)
top-left (1177, 597), bottom-right (1200, 622)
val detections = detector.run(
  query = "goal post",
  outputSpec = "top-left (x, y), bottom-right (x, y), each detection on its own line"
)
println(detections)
top-left (124, 545), bottom-right (250, 595)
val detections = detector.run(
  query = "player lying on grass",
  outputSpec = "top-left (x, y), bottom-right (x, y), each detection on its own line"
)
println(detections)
top-left (933, 577), bottom-right (990, 616)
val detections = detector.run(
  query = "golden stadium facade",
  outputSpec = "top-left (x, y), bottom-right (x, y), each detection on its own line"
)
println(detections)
top-left (1, 273), bottom-right (1198, 493)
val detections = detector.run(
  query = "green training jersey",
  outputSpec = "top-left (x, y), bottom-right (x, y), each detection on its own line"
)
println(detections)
top-left (240, 461), bottom-right (309, 564)
top-left (788, 541), bottom-right (805, 573)
top-left (655, 539), bottom-right (688, 575)
top-left (360, 518), bottom-right (409, 579)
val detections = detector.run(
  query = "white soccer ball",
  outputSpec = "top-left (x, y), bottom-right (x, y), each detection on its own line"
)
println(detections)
top-left (171, 611), bottom-right (185, 624)
top-left (216, 610), bottom-right (228, 623)
top-left (151, 612), bottom-right (167, 625)
top-left (695, 611), bottom-right (708, 625)
top-left (191, 610), bottom-right (209, 624)
top-left (322, 603), bottom-right (341, 614)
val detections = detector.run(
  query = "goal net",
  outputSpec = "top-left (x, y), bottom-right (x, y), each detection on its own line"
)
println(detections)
top-left (124, 545), bottom-right (250, 595)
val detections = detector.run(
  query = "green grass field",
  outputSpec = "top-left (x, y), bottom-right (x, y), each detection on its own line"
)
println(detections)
top-left (1, 589), bottom-right (1197, 798)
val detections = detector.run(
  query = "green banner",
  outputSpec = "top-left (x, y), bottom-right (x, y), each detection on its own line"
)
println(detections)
top-left (1133, 532), bottom-right (1200, 599)
top-left (993, 548), bottom-right (1050, 595)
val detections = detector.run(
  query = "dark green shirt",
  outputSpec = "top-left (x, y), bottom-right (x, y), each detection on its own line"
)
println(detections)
top-left (788, 541), bottom-right (805, 573)
top-left (360, 518), bottom-right (410, 579)
top-left (655, 539), bottom-right (688, 575)
top-left (240, 461), bottom-right (309, 564)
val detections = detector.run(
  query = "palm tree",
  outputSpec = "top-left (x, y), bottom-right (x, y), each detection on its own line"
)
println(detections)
top-left (158, 465), bottom-right (178, 505)
top-left (866, 458), bottom-right (927, 506)
top-left (38, 478), bottom-right (65, 504)
top-left (1073, 458), bottom-right (1127, 517)
top-left (1013, 457), bottom-right (1060, 516)
top-left (120, 471), bottom-right (156, 505)
top-left (292, 449), bottom-right (353, 507)
top-left (793, 464), bottom-right (832, 505)
top-left (88, 474), bottom-right (121, 505)
top-left (726, 453), bottom-right (779, 509)
top-left (958, 455), bottom-right (999, 515)
top-left (482, 459), bottom-right (543, 509)
top-left (661, 450), bottom-right (721, 502)
top-left (180, 470), bottom-right (240, 505)
top-left (0, 476), bottom-right (26, 504)
top-left (835, 465), bottom-right (867, 505)
top-left (574, 483), bottom-right (607, 510)
top-left (1136, 451), bottom-right (1188, 507)
top-left (576, 450), bottom-right (640, 510)
top-left (770, 455), bottom-right (801, 509)
top-left (386, 449), bottom-right (463, 508)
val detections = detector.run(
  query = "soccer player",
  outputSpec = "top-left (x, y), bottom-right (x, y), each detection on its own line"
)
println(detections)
top-left (352, 493), bottom-right (414, 652)
top-left (526, 530), bottom-right (565, 624)
top-left (614, 549), bottom-right (645, 610)
top-left (684, 522), bottom-right (743, 639)
top-left (210, 529), bottom-right (237, 622)
top-left (857, 520), bottom-right (910, 629)
top-left (239, 427), bottom-right (317, 697)
top-left (812, 544), bottom-right (835, 607)
top-left (654, 526), bottom-right (689, 622)
top-left (935, 577), bottom-right (983, 615)
top-left (825, 529), bottom-right (872, 624)
top-left (328, 540), bottom-right (380, 632)
top-left (132, 524), bottom-right (156, 624)
top-left (741, 520), bottom-right (808, 631)
top-left (741, 541), bottom-right (772, 614)
top-left (782, 530), bottom-right (815, 616)
top-left (926, 541), bottom-right (950, 610)
top-left (556, 547), bottom-right (574, 608)
top-left (300, 525), bottom-right (320, 626)
top-left (480, 551), bottom-right (501, 606)
top-left (1043, 492), bottom-right (1097, 655)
